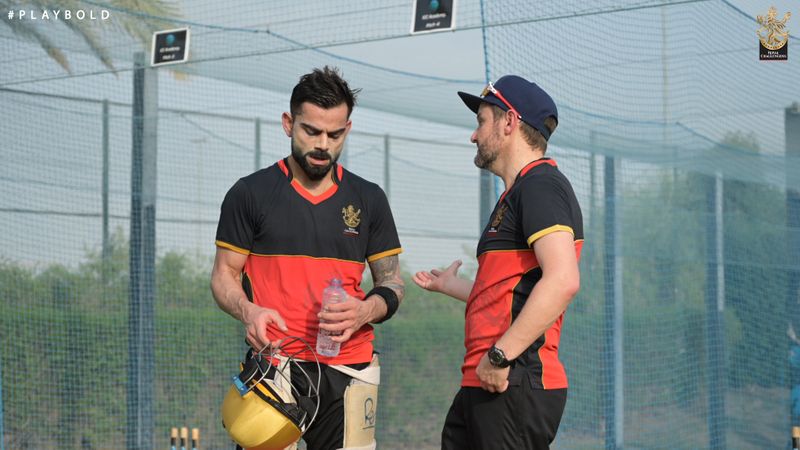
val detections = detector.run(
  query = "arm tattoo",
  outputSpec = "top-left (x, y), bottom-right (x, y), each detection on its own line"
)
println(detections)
top-left (369, 255), bottom-right (405, 302)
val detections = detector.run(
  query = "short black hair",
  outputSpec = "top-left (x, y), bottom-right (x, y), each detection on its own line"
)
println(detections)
top-left (290, 66), bottom-right (361, 118)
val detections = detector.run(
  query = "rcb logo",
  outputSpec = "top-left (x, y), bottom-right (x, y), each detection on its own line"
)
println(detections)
top-left (342, 205), bottom-right (361, 235)
top-left (491, 204), bottom-right (508, 228)
top-left (488, 203), bottom-right (508, 234)
top-left (757, 7), bottom-right (791, 60)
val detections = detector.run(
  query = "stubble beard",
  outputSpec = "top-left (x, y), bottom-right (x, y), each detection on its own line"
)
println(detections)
top-left (474, 143), bottom-right (498, 170)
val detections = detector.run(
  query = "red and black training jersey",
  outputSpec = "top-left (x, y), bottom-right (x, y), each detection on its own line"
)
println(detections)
top-left (462, 158), bottom-right (583, 389)
top-left (215, 158), bottom-right (402, 365)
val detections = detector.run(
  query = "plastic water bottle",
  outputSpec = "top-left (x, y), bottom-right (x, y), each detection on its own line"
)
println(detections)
top-left (316, 278), bottom-right (347, 357)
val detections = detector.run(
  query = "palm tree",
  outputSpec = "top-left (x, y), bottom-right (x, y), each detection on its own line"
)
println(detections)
top-left (0, 0), bottom-right (180, 73)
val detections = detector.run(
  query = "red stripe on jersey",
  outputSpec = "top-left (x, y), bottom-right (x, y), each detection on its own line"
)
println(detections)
top-left (244, 254), bottom-right (373, 365)
top-left (461, 249), bottom-right (538, 387)
top-left (499, 158), bottom-right (557, 203)
top-left (575, 239), bottom-right (584, 259)
top-left (278, 158), bottom-right (289, 176)
top-left (539, 315), bottom-right (566, 389)
top-left (519, 158), bottom-right (557, 178)
top-left (290, 179), bottom-right (339, 204)
top-left (461, 240), bottom-right (582, 389)
top-left (278, 158), bottom-right (342, 205)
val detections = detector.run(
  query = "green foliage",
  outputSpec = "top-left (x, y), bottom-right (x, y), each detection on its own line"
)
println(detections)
top-left (718, 132), bottom-right (789, 387)
top-left (373, 273), bottom-right (465, 446)
top-left (0, 181), bottom-right (793, 450)
top-left (0, 231), bottom-right (240, 449)
top-left (554, 151), bottom-right (788, 446)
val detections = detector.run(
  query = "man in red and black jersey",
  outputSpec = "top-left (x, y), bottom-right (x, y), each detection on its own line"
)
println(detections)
top-left (414, 75), bottom-right (583, 450)
top-left (211, 67), bottom-right (404, 450)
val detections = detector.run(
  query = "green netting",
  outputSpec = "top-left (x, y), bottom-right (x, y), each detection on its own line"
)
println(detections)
top-left (1, 0), bottom-right (799, 449)
top-left (483, 1), bottom-right (799, 448)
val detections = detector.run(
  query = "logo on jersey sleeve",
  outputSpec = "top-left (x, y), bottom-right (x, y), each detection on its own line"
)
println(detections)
top-left (342, 205), bottom-right (361, 235)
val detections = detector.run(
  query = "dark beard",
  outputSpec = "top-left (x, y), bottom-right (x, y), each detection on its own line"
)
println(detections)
top-left (291, 141), bottom-right (337, 181)
top-left (473, 145), bottom-right (497, 170)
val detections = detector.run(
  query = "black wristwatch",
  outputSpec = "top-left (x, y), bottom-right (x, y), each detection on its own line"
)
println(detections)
top-left (488, 345), bottom-right (512, 368)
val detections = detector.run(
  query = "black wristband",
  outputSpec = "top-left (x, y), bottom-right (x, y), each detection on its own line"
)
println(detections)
top-left (366, 286), bottom-right (399, 323)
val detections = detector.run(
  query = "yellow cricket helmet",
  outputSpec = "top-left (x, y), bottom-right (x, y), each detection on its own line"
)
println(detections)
top-left (221, 378), bottom-right (303, 449)
top-left (221, 338), bottom-right (320, 450)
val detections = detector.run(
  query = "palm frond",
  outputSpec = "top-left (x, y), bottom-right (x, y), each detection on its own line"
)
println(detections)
top-left (1, 0), bottom-right (181, 73)
top-left (59, 15), bottom-right (117, 71)
top-left (108, 0), bottom-right (181, 43)
top-left (1, 13), bottom-right (72, 72)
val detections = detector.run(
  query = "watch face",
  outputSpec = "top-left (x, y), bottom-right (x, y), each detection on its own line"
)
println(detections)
top-left (489, 347), bottom-right (506, 366)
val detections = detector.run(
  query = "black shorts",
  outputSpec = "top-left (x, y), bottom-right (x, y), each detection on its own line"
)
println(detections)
top-left (441, 373), bottom-right (567, 450)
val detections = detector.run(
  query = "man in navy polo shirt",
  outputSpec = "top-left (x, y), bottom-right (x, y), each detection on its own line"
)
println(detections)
top-left (212, 66), bottom-right (404, 450)
top-left (414, 75), bottom-right (583, 450)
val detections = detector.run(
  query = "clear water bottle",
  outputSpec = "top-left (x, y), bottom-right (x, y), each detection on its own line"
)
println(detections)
top-left (316, 278), bottom-right (347, 357)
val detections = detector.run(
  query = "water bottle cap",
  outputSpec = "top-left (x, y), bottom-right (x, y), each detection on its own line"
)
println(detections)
top-left (330, 278), bottom-right (342, 287)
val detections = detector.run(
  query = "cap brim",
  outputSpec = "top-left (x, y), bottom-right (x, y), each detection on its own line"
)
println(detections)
top-left (458, 91), bottom-right (506, 115)
top-left (457, 91), bottom-right (483, 114)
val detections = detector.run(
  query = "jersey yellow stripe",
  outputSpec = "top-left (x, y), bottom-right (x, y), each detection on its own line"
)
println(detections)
top-left (367, 247), bottom-right (403, 263)
top-left (526, 225), bottom-right (574, 247)
top-left (215, 240), bottom-right (250, 255)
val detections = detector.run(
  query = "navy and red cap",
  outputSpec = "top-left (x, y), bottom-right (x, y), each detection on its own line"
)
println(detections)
top-left (458, 75), bottom-right (559, 141)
